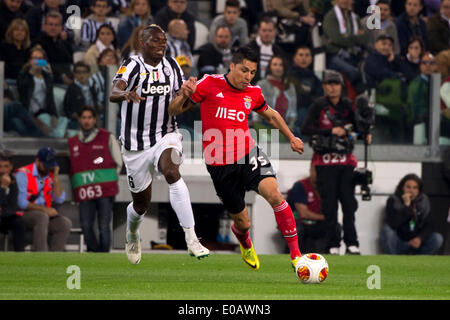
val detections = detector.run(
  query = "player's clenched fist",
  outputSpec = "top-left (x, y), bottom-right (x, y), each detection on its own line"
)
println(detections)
top-left (290, 137), bottom-right (304, 155)
top-left (181, 77), bottom-right (197, 97)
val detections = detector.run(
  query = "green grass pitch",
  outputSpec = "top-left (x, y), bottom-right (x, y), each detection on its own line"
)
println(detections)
top-left (0, 252), bottom-right (449, 300)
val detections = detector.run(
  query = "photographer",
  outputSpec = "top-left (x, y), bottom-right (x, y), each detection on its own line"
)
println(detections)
top-left (0, 151), bottom-right (25, 251)
top-left (301, 70), bottom-right (371, 255)
top-left (16, 147), bottom-right (72, 251)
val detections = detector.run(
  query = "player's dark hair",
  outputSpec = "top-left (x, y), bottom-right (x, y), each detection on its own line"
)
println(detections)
top-left (78, 105), bottom-right (97, 118)
top-left (142, 24), bottom-right (165, 42)
top-left (231, 45), bottom-right (259, 65)
top-left (394, 173), bottom-right (423, 197)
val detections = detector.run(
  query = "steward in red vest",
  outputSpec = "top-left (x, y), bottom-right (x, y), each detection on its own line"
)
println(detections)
top-left (68, 128), bottom-right (120, 202)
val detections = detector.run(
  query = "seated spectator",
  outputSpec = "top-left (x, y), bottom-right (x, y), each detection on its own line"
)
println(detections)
top-left (208, 0), bottom-right (249, 49)
top-left (26, 0), bottom-right (70, 42)
top-left (286, 45), bottom-right (323, 137)
top-left (380, 173), bottom-right (443, 255)
top-left (196, 25), bottom-right (233, 78)
top-left (3, 84), bottom-right (44, 137)
top-left (248, 17), bottom-right (285, 83)
top-left (117, 0), bottom-right (153, 49)
top-left (83, 24), bottom-right (120, 74)
top-left (90, 48), bottom-right (120, 120)
top-left (0, 18), bottom-right (31, 81)
top-left (0, 150), bottom-right (25, 252)
top-left (0, 0), bottom-right (29, 43)
top-left (436, 49), bottom-right (450, 80)
top-left (426, 0), bottom-right (450, 55)
top-left (364, 34), bottom-right (402, 87)
top-left (165, 19), bottom-right (193, 66)
top-left (16, 147), bottom-right (72, 252)
top-left (323, 0), bottom-right (368, 94)
top-left (64, 62), bottom-right (102, 130)
top-left (33, 10), bottom-right (74, 85)
top-left (80, 0), bottom-right (114, 50)
top-left (286, 163), bottom-right (329, 254)
top-left (398, 36), bottom-right (425, 81)
top-left (406, 52), bottom-right (438, 140)
top-left (17, 45), bottom-right (69, 138)
top-left (255, 55), bottom-right (297, 135)
top-left (395, 0), bottom-right (429, 57)
top-left (362, 0), bottom-right (400, 56)
top-left (154, 0), bottom-right (196, 50)
top-left (120, 25), bottom-right (144, 60)
top-left (265, 0), bottom-right (315, 49)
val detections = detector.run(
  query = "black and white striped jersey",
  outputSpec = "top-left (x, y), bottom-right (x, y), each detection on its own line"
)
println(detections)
top-left (112, 55), bottom-right (185, 151)
top-left (81, 18), bottom-right (114, 47)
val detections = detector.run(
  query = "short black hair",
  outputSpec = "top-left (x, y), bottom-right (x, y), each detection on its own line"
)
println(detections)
top-left (376, 0), bottom-right (391, 6)
top-left (232, 45), bottom-right (259, 65)
top-left (74, 61), bottom-right (91, 73)
top-left (78, 105), bottom-right (97, 118)
top-left (225, 0), bottom-right (240, 9)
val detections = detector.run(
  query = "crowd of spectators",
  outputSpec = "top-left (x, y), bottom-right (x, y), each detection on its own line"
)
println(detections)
top-left (1, 0), bottom-right (449, 144)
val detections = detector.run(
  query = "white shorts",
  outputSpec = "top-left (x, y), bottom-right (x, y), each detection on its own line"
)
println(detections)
top-left (122, 132), bottom-right (183, 193)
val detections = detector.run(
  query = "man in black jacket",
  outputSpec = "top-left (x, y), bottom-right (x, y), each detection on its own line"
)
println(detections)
top-left (196, 25), bottom-right (232, 78)
top-left (380, 173), bottom-right (443, 254)
top-left (33, 10), bottom-right (73, 85)
top-left (154, 0), bottom-right (196, 50)
top-left (0, 150), bottom-right (25, 252)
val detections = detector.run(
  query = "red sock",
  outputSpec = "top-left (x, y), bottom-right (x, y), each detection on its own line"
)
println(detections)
top-left (273, 201), bottom-right (301, 259)
top-left (231, 222), bottom-right (252, 249)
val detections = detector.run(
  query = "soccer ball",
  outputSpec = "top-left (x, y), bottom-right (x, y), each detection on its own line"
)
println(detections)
top-left (295, 253), bottom-right (329, 284)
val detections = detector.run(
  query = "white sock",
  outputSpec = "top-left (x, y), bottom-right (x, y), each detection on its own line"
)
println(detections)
top-left (169, 178), bottom-right (195, 229)
top-left (127, 202), bottom-right (145, 239)
top-left (183, 226), bottom-right (197, 244)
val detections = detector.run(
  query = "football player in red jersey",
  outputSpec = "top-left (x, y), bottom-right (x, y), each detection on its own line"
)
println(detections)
top-left (169, 46), bottom-right (304, 271)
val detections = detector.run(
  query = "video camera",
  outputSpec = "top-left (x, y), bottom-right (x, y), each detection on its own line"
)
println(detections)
top-left (353, 94), bottom-right (376, 201)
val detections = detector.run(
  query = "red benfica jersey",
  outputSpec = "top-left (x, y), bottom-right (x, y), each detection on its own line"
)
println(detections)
top-left (190, 74), bottom-right (267, 166)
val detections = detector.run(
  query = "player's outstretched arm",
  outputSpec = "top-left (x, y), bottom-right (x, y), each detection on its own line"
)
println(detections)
top-left (168, 77), bottom-right (197, 116)
top-left (109, 80), bottom-right (145, 103)
top-left (258, 106), bottom-right (304, 155)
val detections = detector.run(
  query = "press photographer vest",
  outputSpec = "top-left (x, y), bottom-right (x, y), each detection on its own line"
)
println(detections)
top-left (16, 163), bottom-right (53, 208)
top-left (68, 128), bottom-right (119, 202)
top-left (311, 102), bottom-right (357, 167)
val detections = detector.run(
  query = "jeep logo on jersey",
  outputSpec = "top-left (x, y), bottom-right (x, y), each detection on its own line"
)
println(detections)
top-left (215, 107), bottom-right (246, 122)
top-left (141, 83), bottom-right (171, 96)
